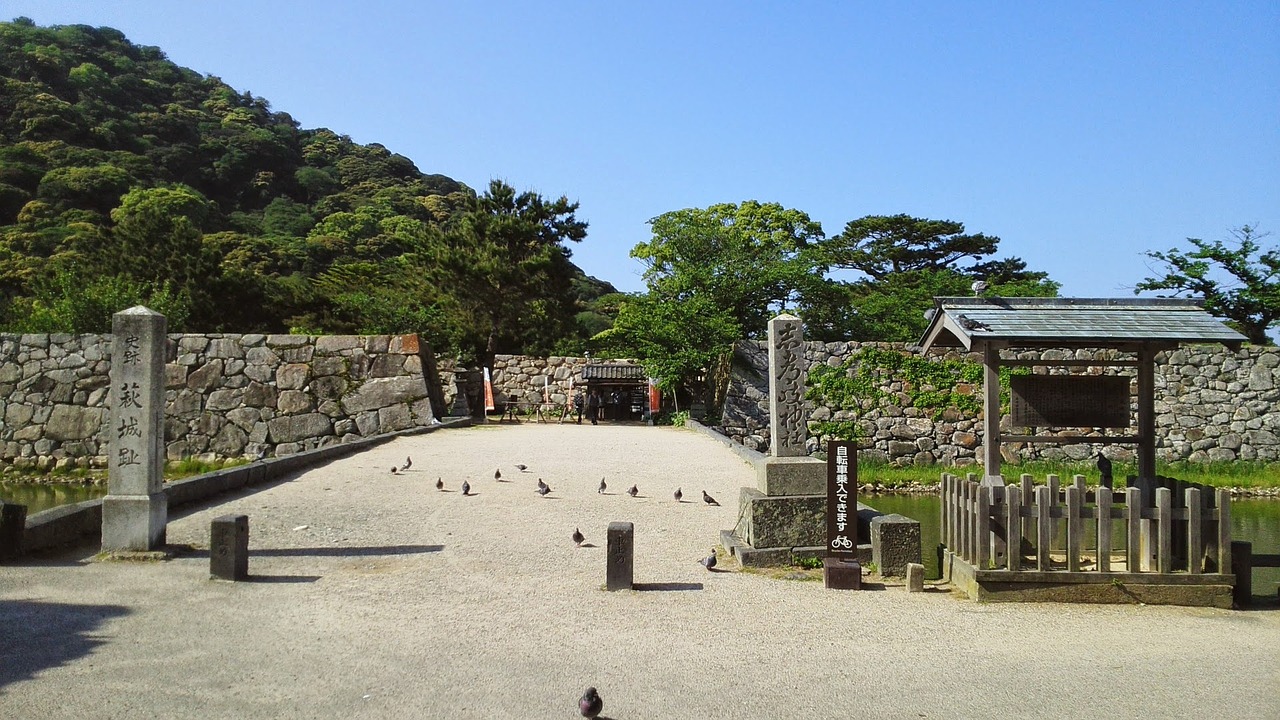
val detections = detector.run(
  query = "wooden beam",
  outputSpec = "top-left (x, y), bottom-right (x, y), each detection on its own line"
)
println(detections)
top-left (983, 343), bottom-right (1002, 479)
top-left (1000, 434), bottom-right (1142, 444)
top-left (1000, 358), bottom-right (1139, 368)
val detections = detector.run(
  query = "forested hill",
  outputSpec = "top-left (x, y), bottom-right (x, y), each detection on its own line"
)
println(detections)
top-left (0, 18), bottom-right (615, 362)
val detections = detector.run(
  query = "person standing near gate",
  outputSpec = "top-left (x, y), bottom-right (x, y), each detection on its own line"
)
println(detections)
top-left (586, 389), bottom-right (601, 425)
top-left (573, 390), bottom-right (585, 424)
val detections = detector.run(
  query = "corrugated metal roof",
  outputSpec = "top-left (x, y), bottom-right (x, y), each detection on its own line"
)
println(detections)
top-left (920, 297), bottom-right (1247, 351)
top-left (582, 363), bottom-right (647, 381)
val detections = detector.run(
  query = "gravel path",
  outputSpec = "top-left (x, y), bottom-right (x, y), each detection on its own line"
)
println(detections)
top-left (2, 423), bottom-right (1278, 719)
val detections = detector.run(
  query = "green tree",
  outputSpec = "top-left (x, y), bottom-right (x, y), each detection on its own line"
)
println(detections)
top-left (1136, 225), bottom-right (1279, 345)
top-left (632, 201), bottom-right (826, 337)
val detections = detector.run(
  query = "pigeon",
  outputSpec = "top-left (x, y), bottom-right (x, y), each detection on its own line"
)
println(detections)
top-left (702, 490), bottom-right (719, 506)
top-left (537, 478), bottom-right (549, 491)
top-left (674, 487), bottom-right (683, 502)
top-left (627, 485), bottom-right (638, 498)
top-left (579, 687), bottom-right (603, 718)
top-left (598, 478), bottom-right (607, 494)
top-left (538, 484), bottom-right (552, 497)
top-left (956, 313), bottom-right (990, 331)
top-left (572, 528), bottom-right (584, 547)
top-left (400, 456), bottom-right (413, 472)
top-left (436, 477), bottom-right (444, 491)
top-left (461, 481), bottom-right (471, 496)
top-left (971, 280), bottom-right (989, 297)
top-left (700, 549), bottom-right (717, 571)
top-left (390, 467), bottom-right (399, 474)
top-left (494, 468), bottom-right (502, 481)
top-left (515, 463), bottom-right (528, 472)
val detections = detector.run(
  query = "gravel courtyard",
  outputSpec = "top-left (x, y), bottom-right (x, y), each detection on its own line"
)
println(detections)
top-left (2, 423), bottom-right (1278, 719)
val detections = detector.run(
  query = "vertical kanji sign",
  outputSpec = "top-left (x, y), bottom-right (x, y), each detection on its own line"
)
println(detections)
top-left (826, 440), bottom-right (858, 559)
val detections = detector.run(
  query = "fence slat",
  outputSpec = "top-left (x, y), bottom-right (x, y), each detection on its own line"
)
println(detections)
top-left (1036, 485), bottom-right (1051, 571)
top-left (1020, 474), bottom-right (1033, 556)
top-left (977, 485), bottom-right (991, 569)
top-left (1186, 487), bottom-right (1203, 574)
top-left (1097, 486), bottom-right (1112, 572)
top-left (939, 473), bottom-right (950, 548)
top-left (1066, 485), bottom-right (1082, 572)
top-left (1006, 484), bottom-right (1022, 571)
top-left (1126, 487), bottom-right (1142, 572)
top-left (1156, 487), bottom-right (1172, 574)
top-left (968, 481), bottom-right (980, 564)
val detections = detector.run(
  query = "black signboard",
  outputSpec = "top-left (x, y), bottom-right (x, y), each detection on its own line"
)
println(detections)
top-left (826, 440), bottom-right (858, 559)
top-left (1010, 375), bottom-right (1130, 428)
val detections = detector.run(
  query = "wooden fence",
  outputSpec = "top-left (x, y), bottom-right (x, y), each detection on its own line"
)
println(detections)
top-left (941, 473), bottom-right (1232, 575)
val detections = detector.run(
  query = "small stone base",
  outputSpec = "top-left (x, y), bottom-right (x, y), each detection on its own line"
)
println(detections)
top-left (824, 558), bottom-right (863, 590)
top-left (720, 529), bottom-right (871, 568)
top-left (757, 456), bottom-right (826, 495)
top-left (93, 549), bottom-right (176, 562)
top-left (736, 488), bottom-right (824, 549)
top-left (101, 494), bottom-right (167, 552)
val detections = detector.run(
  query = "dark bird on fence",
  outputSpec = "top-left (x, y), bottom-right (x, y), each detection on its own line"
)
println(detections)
top-left (461, 481), bottom-right (471, 496)
top-left (700, 549), bottom-right (717, 571)
top-left (515, 463), bottom-right (528, 472)
top-left (436, 477), bottom-right (444, 491)
top-left (702, 490), bottom-right (719, 506)
top-left (400, 456), bottom-right (413, 472)
top-left (538, 484), bottom-right (552, 497)
top-left (955, 313), bottom-right (991, 331)
top-left (1097, 455), bottom-right (1114, 488)
top-left (572, 528), bottom-right (584, 547)
top-left (674, 487), bottom-right (683, 502)
top-left (494, 468), bottom-right (502, 481)
top-left (627, 485), bottom-right (639, 498)
top-left (579, 687), bottom-right (603, 718)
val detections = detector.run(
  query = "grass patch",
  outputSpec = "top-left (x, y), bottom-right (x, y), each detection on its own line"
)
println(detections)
top-left (164, 456), bottom-right (249, 480)
top-left (851, 459), bottom-right (1280, 489)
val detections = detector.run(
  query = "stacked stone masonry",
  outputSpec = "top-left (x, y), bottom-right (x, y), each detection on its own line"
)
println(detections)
top-left (0, 332), bottom-right (445, 472)
top-left (489, 355), bottom-right (643, 407)
top-left (719, 340), bottom-right (1280, 467)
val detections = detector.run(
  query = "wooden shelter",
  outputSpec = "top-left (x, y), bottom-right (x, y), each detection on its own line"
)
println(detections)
top-left (918, 297), bottom-right (1246, 482)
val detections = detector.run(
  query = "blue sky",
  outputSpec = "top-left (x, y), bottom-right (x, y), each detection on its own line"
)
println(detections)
top-left (8, 2), bottom-right (1278, 298)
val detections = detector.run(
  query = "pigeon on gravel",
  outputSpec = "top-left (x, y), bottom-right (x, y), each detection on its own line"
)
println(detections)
top-left (516, 463), bottom-right (528, 472)
top-left (494, 468), bottom-right (502, 481)
top-left (436, 477), bottom-right (444, 491)
top-left (702, 490), bottom-right (719, 506)
top-left (598, 478), bottom-right (607, 494)
top-left (579, 687), bottom-right (603, 718)
top-left (538, 484), bottom-right (552, 497)
top-left (537, 478), bottom-right (549, 491)
top-left (674, 487), bottom-right (683, 502)
top-left (390, 467), bottom-right (399, 474)
top-left (461, 481), bottom-right (471, 496)
top-left (627, 485), bottom-right (638, 498)
top-left (700, 549), bottom-right (717, 570)
top-left (400, 456), bottom-right (413, 472)
top-left (572, 528), bottom-right (584, 546)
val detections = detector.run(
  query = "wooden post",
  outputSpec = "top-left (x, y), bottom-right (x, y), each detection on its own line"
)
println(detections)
top-left (1047, 474), bottom-right (1060, 552)
top-left (1097, 486), bottom-right (1112, 573)
top-left (977, 485), bottom-right (991, 569)
top-left (1020, 474), bottom-right (1033, 556)
top-left (1156, 487), bottom-right (1172, 574)
top-left (982, 343), bottom-right (1002, 479)
top-left (1186, 487), bottom-right (1203, 574)
top-left (1006, 485), bottom-right (1022, 571)
top-left (1065, 485), bottom-right (1082, 572)
top-left (1036, 485), bottom-right (1051, 571)
top-left (939, 473), bottom-right (950, 549)
top-left (1137, 346), bottom-right (1157, 484)
top-left (1217, 489), bottom-right (1232, 576)
top-left (968, 481), bottom-right (980, 563)
top-left (1126, 486), bottom-right (1142, 572)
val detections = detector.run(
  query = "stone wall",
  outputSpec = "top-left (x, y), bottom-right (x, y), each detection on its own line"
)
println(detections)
top-left (0, 332), bottom-right (447, 472)
top-left (490, 355), bottom-right (644, 406)
top-left (718, 340), bottom-right (1280, 466)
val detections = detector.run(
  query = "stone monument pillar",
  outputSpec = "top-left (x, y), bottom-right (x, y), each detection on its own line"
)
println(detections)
top-left (757, 314), bottom-right (825, 495)
top-left (101, 306), bottom-right (168, 552)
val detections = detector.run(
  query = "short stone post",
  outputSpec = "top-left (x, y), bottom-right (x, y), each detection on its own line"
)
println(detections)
top-left (102, 306), bottom-right (168, 552)
top-left (871, 514), bottom-right (922, 577)
top-left (0, 501), bottom-right (27, 562)
top-left (606, 522), bottom-right (634, 591)
top-left (1231, 540), bottom-right (1252, 609)
top-left (210, 514), bottom-right (249, 581)
top-left (448, 366), bottom-right (471, 417)
top-left (906, 563), bottom-right (925, 592)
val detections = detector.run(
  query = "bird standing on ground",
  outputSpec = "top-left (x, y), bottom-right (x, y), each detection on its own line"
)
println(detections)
top-left (627, 485), bottom-right (638, 498)
top-left (579, 687), bottom-right (603, 718)
top-left (461, 481), bottom-right (471, 496)
top-left (390, 467), bottom-right (398, 474)
top-left (494, 468), bottom-right (502, 481)
top-left (700, 549), bottom-right (717, 571)
top-left (572, 528), bottom-right (584, 547)
top-left (515, 463), bottom-right (528, 472)
top-left (598, 478), bottom-right (607, 494)
top-left (702, 490), bottom-right (719, 506)
top-left (674, 487), bottom-right (683, 502)
top-left (400, 456), bottom-right (413, 472)
top-left (538, 484), bottom-right (552, 497)
top-left (537, 478), bottom-right (548, 491)
top-left (436, 477), bottom-right (444, 491)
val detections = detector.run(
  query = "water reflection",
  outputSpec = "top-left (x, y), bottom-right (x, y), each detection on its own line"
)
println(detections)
top-left (0, 482), bottom-right (106, 515)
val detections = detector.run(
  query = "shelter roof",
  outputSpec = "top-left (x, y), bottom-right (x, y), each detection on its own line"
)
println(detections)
top-left (582, 363), bottom-right (647, 381)
top-left (919, 297), bottom-right (1247, 352)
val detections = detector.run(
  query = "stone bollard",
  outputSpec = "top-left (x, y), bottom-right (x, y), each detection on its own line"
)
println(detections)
top-left (0, 501), bottom-right (27, 562)
top-left (871, 513), bottom-right (922, 577)
top-left (606, 522), bottom-right (634, 591)
top-left (823, 558), bottom-right (862, 590)
top-left (906, 563), bottom-right (925, 592)
top-left (210, 514), bottom-right (249, 581)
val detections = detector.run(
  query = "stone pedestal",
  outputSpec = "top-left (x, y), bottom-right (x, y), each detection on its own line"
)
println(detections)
top-left (101, 495), bottom-right (167, 551)
top-left (736, 489), bottom-right (824, 549)
top-left (757, 456), bottom-right (825, 495)
top-left (871, 513), bottom-right (922, 577)
top-left (824, 558), bottom-right (862, 590)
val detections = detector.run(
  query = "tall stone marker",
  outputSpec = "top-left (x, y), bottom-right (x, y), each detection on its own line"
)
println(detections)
top-left (102, 306), bottom-right (168, 552)
top-left (756, 314), bottom-right (825, 495)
